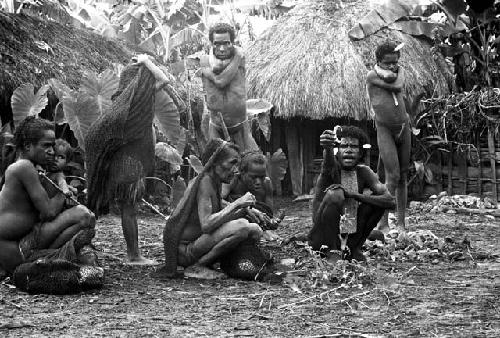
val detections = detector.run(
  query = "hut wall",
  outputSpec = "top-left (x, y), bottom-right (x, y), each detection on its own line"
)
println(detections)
top-left (424, 125), bottom-right (500, 201)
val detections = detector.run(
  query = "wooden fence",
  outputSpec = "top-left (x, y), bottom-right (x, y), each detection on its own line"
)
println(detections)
top-left (427, 124), bottom-right (500, 200)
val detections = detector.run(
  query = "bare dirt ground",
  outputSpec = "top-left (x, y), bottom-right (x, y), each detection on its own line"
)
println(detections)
top-left (1, 197), bottom-right (499, 337)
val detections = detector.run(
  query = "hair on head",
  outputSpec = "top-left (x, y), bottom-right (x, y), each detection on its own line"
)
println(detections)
top-left (209, 23), bottom-right (236, 43)
top-left (55, 138), bottom-right (73, 161)
top-left (202, 138), bottom-right (239, 166)
top-left (375, 40), bottom-right (401, 62)
top-left (240, 151), bottom-right (266, 173)
top-left (13, 116), bottom-right (54, 151)
top-left (336, 125), bottom-right (370, 157)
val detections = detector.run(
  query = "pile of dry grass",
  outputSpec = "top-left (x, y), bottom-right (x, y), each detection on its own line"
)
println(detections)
top-left (0, 11), bottom-right (132, 123)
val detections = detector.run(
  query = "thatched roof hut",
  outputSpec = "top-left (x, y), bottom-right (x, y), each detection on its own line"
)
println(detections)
top-left (246, 0), bottom-right (453, 195)
top-left (246, 0), bottom-right (453, 120)
top-left (0, 12), bottom-right (132, 124)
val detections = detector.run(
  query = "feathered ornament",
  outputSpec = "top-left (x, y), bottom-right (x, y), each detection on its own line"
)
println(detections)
top-left (394, 42), bottom-right (405, 52)
top-left (333, 125), bottom-right (371, 149)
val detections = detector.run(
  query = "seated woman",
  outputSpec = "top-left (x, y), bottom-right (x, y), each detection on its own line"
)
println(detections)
top-left (163, 139), bottom-right (264, 277)
top-left (0, 117), bottom-right (101, 294)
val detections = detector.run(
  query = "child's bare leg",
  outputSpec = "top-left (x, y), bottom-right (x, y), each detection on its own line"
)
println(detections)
top-left (395, 127), bottom-right (411, 229)
top-left (376, 124), bottom-right (399, 231)
top-left (38, 205), bottom-right (95, 249)
top-left (396, 174), bottom-right (407, 229)
top-left (376, 158), bottom-right (390, 232)
top-left (120, 201), bottom-right (156, 265)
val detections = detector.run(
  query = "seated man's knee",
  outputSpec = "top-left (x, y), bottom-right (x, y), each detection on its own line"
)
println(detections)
top-left (324, 189), bottom-right (345, 206)
top-left (74, 205), bottom-right (95, 228)
top-left (230, 219), bottom-right (262, 240)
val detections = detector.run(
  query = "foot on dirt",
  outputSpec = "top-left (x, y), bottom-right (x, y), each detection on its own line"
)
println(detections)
top-left (262, 230), bottom-right (282, 242)
top-left (326, 251), bottom-right (343, 264)
top-left (368, 229), bottom-right (386, 242)
top-left (350, 248), bottom-right (367, 262)
top-left (124, 256), bottom-right (159, 266)
top-left (376, 222), bottom-right (390, 235)
top-left (0, 266), bottom-right (7, 281)
top-left (77, 245), bottom-right (99, 266)
top-left (388, 227), bottom-right (408, 240)
top-left (183, 264), bottom-right (226, 280)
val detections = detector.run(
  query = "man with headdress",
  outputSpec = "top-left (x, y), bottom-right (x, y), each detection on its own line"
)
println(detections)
top-left (86, 55), bottom-right (182, 265)
top-left (200, 23), bottom-right (259, 152)
top-left (163, 138), bottom-right (264, 277)
top-left (309, 126), bottom-right (395, 262)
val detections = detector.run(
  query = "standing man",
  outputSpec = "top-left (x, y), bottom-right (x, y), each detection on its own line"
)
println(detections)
top-left (200, 23), bottom-right (259, 153)
top-left (309, 126), bottom-right (395, 262)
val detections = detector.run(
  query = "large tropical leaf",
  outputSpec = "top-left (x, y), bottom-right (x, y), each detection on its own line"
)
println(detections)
top-left (62, 91), bottom-right (100, 151)
top-left (118, 16), bottom-right (142, 45)
top-left (48, 78), bottom-right (69, 100)
top-left (187, 154), bottom-right (203, 174)
top-left (439, 0), bottom-right (467, 23)
top-left (171, 176), bottom-right (187, 208)
top-left (154, 89), bottom-right (181, 145)
top-left (155, 142), bottom-right (183, 165)
top-left (48, 78), bottom-right (71, 125)
top-left (176, 126), bottom-right (187, 156)
top-left (20, 0), bottom-right (73, 24)
top-left (257, 113), bottom-right (271, 142)
top-left (247, 98), bottom-right (273, 142)
top-left (11, 84), bottom-right (49, 128)
top-left (139, 28), bottom-right (162, 55)
top-left (169, 22), bottom-right (206, 51)
top-left (270, 148), bottom-right (288, 183)
top-left (80, 69), bottom-right (119, 116)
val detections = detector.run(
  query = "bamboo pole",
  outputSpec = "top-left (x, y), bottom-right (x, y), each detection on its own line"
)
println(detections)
top-left (458, 152), bottom-right (467, 194)
top-left (477, 133), bottom-right (483, 195)
top-left (488, 124), bottom-right (498, 201)
top-left (437, 151), bottom-right (443, 192)
top-left (447, 143), bottom-right (453, 195)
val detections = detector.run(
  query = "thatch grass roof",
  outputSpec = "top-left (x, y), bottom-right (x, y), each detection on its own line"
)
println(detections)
top-left (0, 12), bottom-right (132, 123)
top-left (246, 0), bottom-right (453, 120)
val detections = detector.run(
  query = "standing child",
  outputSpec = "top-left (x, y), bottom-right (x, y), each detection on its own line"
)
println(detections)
top-left (366, 40), bottom-right (409, 233)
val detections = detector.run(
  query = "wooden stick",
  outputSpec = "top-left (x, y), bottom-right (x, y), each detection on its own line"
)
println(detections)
top-left (38, 171), bottom-right (80, 205)
top-left (477, 133), bottom-right (483, 195)
top-left (216, 111), bottom-right (230, 141)
top-left (447, 143), bottom-right (453, 195)
top-left (488, 124), bottom-right (498, 201)
top-left (454, 207), bottom-right (500, 217)
top-left (278, 286), bottom-right (342, 309)
top-left (140, 198), bottom-right (169, 221)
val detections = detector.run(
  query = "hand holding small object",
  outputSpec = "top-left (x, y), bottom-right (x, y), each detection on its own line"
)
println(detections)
top-left (234, 192), bottom-right (256, 209)
top-left (320, 129), bottom-right (338, 147)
